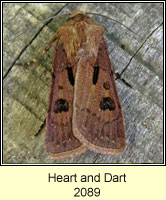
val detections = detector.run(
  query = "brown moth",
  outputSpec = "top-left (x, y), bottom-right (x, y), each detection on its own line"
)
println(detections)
top-left (46, 9), bottom-right (126, 159)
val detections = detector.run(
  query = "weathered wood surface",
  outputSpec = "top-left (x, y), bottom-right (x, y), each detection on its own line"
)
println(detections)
top-left (3, 3), bottom-right (163, 164)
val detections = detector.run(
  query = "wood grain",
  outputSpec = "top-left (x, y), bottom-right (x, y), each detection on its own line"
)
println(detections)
top-left (3, 2), bottom-right (163, 163)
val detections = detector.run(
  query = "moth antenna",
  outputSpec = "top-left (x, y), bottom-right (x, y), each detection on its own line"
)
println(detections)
top-left (12, 14), bottom-right (70, 42)
top-left (13, 10), bottom-right (140, 42)
top-left (15, 34), bottom-right (57, 67)
top-left (86, 12), bottom-right (141, 38)
top-left (12, 2), bottom-right (70, 42)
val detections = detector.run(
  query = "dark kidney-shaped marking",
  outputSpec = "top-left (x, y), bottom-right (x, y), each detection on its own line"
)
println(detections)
top-left (54, 99), bottom-right (69, 113)
top-left (100, 97), bottom-right (115, 111)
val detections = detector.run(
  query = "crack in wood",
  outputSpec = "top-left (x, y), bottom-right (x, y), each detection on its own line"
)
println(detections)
top-left (11, 94), bottom-right (44, 122)
top-left (115, 72), bottom-right (132, 88)
top-left (93, 153), bottom-right (100, 163)
top-left (34, 119), bottom-right (46, 136)
top-left (9, 77), bottom-right (47, 108)
top-left (120, 22), bottom-right (163, 76)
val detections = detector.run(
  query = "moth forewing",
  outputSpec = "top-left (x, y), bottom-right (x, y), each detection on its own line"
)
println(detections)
top-left (73, 40), bottom-right (126, 154)
top-left (46, 39), bottom-right (86, 160)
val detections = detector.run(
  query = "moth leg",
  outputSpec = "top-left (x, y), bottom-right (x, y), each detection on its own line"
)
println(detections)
top-left (34, 119), bottom-right (46, 137)
top-left (115, 72), bottom-right (132, 88)
top-left (16, 34), bottom-right (57, 67)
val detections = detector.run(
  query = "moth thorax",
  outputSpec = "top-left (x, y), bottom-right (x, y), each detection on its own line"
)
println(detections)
top-left (77, 48), bottom-right (95, 59)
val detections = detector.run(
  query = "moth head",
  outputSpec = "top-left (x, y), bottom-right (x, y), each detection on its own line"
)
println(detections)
top-left (70, 9), bottom-right (85, 18)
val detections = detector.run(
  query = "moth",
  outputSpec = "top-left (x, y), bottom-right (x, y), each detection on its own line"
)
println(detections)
top-left (46, 9), bottom-right (126, 159)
